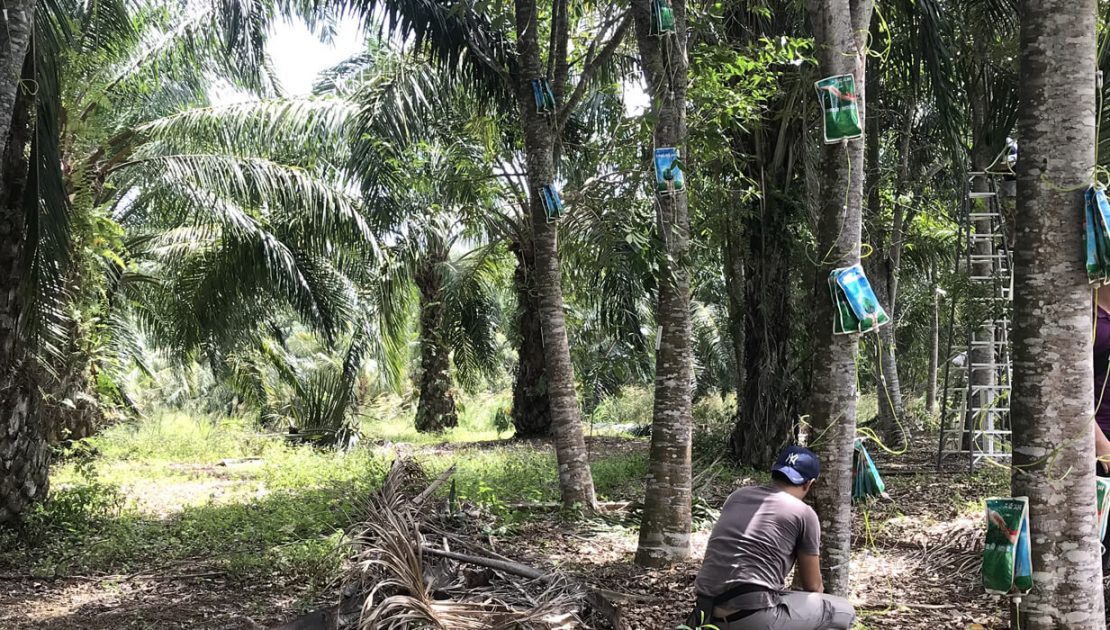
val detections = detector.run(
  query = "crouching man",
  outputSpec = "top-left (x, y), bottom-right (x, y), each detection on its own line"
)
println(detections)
top-left (686, 446), bottom-right (856, 630)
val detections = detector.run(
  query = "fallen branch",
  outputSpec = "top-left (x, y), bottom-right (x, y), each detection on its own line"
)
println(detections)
top-left (421, 545), bottom-right (626, 626)
top-left (147, 571), bottom-right (225, 581)
top-left (413, 464), bottom-right (456, 506)
top-left (421, 546), bottom-right (548, 581)
top-left (217, 457), bottom-right (264, 467)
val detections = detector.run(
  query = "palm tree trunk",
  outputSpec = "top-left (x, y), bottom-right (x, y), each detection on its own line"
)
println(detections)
top-left (510, 243), bottom-right (552, 437)
top-left (511, 0), bottom-right (596, 509)
top-left (414, 258), bottom-right (458, 433)
top-left (966, 141), bottom-right (997, 450)
top-left (0, 2), bottom-right (33, 152)
top-left (965, 28), bottom-right (1004, 452)
top-left (1010, 1), bottom-right (1104, 626)
top-left (869, 261), bottom-right (905, 446)
top-left (44, 362), bottom-right (102, 444)
top-left (632, 0), bottom-right (692, 568)
top-left (0, 58), bottom-right (47, 524)
top-left (731, 192), bottom-right (799, 469)
top-left (805, 0), bottom-right (873, 596)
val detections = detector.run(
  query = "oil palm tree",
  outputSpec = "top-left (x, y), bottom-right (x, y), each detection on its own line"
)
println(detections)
top-left (0, 0), bottom-right (289, 523)
top-left (370, 149), bottom-right (505, 434)
top-left (341, 0), bottom-right (634, 509)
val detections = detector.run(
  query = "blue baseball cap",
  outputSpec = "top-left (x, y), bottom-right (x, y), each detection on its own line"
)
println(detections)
top-left (772, 445), bottom-right (821, 485)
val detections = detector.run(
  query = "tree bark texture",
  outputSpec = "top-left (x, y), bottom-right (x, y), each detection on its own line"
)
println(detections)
top-left (414, 253), bottom-right (459, 434)
top-left (1010, 0), bottom-right (1105, 627)
top-left (805, 0), bottom-right (873, 597)
top-left (0, 62), bottom-right (46, 524)
top-left (0, 1), bottom-right (32, 154)
top-left (510, 243), bottom-right (552, 438)
top-left (43, 354), bottom-right (103, 444)
top-left (512, 0), bottom-right (597, 509)
top-left (732, 191), bottom-right (799, 470)
top-left (631, 0), bottom-right (693, 568)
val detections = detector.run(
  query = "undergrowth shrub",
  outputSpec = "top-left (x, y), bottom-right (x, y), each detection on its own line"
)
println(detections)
top-left (589, 386), bottom-right (653, 430)
top-left (89, 411), bottom-right (269, 462)
top-left (692, 392), bottom-right (735, 463)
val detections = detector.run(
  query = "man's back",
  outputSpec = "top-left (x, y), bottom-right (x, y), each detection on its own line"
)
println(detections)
top-left (694, 484), bottom-right (820, 610)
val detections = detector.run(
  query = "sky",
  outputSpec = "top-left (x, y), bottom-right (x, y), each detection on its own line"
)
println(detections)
top-left (212, 17), bottom-right (366, 103)
top-left (214, 17), bottom-right (650, 116)
top-left (269, 18), bottom-right (367, 95)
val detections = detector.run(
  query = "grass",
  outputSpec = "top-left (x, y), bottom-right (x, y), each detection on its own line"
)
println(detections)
top-left (423, 444), bottom-right (650, 506)
top-left (359, 390), bottom-right (514, 444)
top-left (1, 396), bottom-right (656, 610)
top-left (2, 410), bottom-right (390, 608)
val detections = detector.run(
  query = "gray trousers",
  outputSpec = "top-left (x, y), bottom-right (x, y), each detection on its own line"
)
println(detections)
top-left (715, 591), bottom-right (856, 630)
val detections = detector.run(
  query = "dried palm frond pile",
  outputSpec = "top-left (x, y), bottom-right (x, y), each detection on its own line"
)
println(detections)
top-left (332, 457), bottom-right (618, 630)
top-left (908, 516), bottom-right (983, 578)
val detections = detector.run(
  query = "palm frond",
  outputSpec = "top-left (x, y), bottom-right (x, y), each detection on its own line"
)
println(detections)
top-left (442, 243), bottom-right (503, 391)
top-left (21, 1), bottom-right (74, 361)
top-left (136, 97), bottom-right (360, 162)
top-left (115, 153), bottom-right (377, 254)
top-left (340, 0), bottom-right (515, 103)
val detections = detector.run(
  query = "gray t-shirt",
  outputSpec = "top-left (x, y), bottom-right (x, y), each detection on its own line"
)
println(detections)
top-left (694, 484), bottom-right (821, 611)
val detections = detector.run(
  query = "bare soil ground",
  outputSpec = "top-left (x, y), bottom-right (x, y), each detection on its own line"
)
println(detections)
top-left (494, 436), bottom-right (1009, 630)
top-left (0, 435), bottom-right (1023, 629)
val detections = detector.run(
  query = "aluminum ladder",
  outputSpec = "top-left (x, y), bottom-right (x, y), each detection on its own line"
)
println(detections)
top-left (936, 172), bottom-right (1014, 470)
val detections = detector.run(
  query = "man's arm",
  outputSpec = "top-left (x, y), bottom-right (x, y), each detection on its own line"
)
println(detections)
top-left (796, 554), bottom-right (824, 593)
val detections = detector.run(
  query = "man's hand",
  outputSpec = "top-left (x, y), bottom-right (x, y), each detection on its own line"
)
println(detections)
top-left (797, 554), bottom-right (823, 593)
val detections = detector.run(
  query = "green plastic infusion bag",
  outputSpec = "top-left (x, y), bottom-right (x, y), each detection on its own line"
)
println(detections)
top-left (851, 439), bottom-right (886, 502)
top-left (828, 264), bottom-right (890, 335)
top-left (815, 74), bottom-right (863, 143)
top-left (653, 147), bottom-right (685, 195)
top-left (982, 497), bottom-right (1033, 595)
top-left (1098, 478), bottom-right (1110, 543)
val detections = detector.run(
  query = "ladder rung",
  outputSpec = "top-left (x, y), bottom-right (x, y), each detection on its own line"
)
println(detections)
top-left (970, 212), bottom-right (1002, 218)
top-left (969, 192), bottom-right (997, 199)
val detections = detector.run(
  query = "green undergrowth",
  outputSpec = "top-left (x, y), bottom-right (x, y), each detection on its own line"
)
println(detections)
top-left (422, 444), bottom-right (651, 507)
top-left (359, 390), bottom-right (514, 444)
top-left (0, 404), bottom-right (660, 607)
top-left (1, 413), bottom-right (388, 607)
